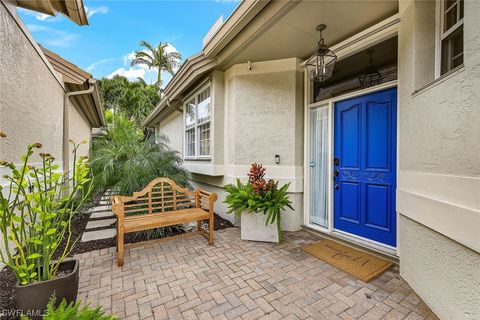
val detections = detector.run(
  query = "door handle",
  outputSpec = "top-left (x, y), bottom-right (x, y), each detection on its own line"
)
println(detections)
top-left (335, 184), bottom-right (339, 190)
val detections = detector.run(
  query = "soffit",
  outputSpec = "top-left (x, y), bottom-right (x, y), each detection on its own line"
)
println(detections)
top-left (219, 0), bottom-right (399, 69)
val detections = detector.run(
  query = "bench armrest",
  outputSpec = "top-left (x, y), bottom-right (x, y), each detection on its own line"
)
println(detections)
top-left (111, 196), bottom-right (125, 219)
top-left (197, 190), bottom-right (218, 213)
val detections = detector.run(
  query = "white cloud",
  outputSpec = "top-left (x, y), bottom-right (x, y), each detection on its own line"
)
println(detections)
top-left (18, 6), bottom-right (108, 22)
top-left (107, 67), bottom-right (147, 81)
top-left (86, 58), bottom-right (115, 72)
top-left (44, 34), bottom-right (78, 48)
top-left (85, 6), bottom-right (109, 18)
top-left (26, 24), bottom-right (78, 47)
top-left (35, 13), bottom-right (51, 21)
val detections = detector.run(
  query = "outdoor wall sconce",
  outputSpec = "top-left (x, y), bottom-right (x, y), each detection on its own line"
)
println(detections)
top-left (359, 49), bottom-right (383, 88)
top-left (304, 24), bottom-right (337, 83)
top-left (275, 155), bottom-right (280, 164)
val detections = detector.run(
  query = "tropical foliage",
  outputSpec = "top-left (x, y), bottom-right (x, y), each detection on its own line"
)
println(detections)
top-left (91, 112), bottom-right (189, 198)
top-left (21, 297), bottom-right (117, 320)
top-left (90, 114), bottom-right (189, 239)
top-left (224, 164), bottom-right (293, 242)
top-left (98, 75), bottom-right (160, 125)
top-left (0, 136), bottom-right (92, 285)
top-left (131, 40), bottom-right (182, 89)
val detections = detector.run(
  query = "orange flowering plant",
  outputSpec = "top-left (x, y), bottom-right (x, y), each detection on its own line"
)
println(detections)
top-left (224, 163), bottom-right (293, 242)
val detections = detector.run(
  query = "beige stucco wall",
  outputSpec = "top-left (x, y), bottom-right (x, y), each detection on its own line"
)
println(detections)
top-left (0, 1), bottom-right (66, 270)
top-left (0, 1), bottom-right (64, 165)
top-left (157, 59), bottom-right (304, 230)
top-left (399, 216), bottom-right (480, 319)
top-left (159, 110), bottom-right (183, 154)
top-left (68, 101), bottom-right (91, 169)
top-left (397, 1), bottom-right (480, 319)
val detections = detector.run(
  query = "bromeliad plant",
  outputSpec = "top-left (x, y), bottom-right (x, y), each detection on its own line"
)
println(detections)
top-left (0, 135), bottom-right (92, 285)
top-left (224, 163), bottom-right (293, 242)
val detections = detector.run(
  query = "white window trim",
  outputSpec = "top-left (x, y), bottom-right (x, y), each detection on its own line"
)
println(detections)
top-left (183, 83), bottom-right (212, 160)
top-left (435, 0), bottom-right (464, 78)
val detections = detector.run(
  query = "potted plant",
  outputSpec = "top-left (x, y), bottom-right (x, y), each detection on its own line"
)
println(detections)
top-left (224, 163), bottom-right (293, 243)
top-left (0, 133), bottom-right (92, 319)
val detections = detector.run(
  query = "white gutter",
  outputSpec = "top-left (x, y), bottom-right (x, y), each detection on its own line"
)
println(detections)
top-left (63, 82), bottom-right (94, 173)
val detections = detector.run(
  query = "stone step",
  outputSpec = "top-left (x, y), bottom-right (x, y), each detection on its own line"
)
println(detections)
top-left (86, 218), bottom-right (116, 230)
top-left (91, 205), bottom-right (110, 212)
top-left (81, 228), bottom-right (116, 242)
top-left (90, 211), bottom-right (114, 219)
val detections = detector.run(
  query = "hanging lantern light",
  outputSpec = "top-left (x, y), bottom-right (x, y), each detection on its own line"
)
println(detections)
top-left (305, 24), bottom-right (337, 82)
top-left (359, 49), bottom-right (383, 88)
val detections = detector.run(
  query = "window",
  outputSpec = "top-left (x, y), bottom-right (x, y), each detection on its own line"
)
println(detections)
top-left (439, 0), bottom-right (464, 75)
top-left (184, 86), bottom-right (211, 158)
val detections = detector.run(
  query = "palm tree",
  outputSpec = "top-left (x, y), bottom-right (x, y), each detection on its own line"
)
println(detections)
top-left (130, 41), bottom-right (182, 89)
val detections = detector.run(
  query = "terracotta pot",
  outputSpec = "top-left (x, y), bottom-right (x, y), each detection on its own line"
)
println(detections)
top-left (15, 259), bottom-right (79, 319)
top-left (240, 211), bottom-right (280, 243)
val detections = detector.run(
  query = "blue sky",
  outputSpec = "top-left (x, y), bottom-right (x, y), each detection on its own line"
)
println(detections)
top-left (18, 0), bottom-right (240, 86)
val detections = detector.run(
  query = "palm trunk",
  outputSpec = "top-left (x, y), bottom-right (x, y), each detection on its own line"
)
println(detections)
top-left (157, 70), bottom-right (162, 95)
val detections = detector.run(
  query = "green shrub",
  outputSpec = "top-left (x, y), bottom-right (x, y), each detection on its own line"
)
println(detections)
top-left (91, 113), bottom-right (190, 196)
top-left (224, 163), bottom-right (293, 242)
top-left (21, 297), bottom-right (117, 320)
top-left (91, 113), bottom-right (190, 239)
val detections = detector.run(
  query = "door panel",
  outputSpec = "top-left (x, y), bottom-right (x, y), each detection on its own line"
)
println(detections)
top-left (334, 88), bottom-right (397, 246)
top-left (339, 181), bottom-right (360, 224)
top-left (340, 104), bottom-right (361, 168)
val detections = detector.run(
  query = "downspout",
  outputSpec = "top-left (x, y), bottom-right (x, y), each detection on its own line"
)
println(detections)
top-left (63, 82), bottom-right (95, 175)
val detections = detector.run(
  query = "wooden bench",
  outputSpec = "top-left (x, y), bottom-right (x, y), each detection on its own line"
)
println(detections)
top-left (111, 177), bottom-right (218, 266)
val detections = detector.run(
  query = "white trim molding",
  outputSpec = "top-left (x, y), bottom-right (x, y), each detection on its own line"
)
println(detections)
top-left (397, 170), bottom-right (480, 253)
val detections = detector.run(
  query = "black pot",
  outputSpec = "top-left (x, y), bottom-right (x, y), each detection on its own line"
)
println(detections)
top-left (15, 259), bottom-right (79, 319)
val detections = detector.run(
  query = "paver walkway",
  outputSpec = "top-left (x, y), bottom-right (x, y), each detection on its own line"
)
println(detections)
top-left (75, 228), bottom-right (438, 320)
top-left (81, 191), bottom-right (117, 242)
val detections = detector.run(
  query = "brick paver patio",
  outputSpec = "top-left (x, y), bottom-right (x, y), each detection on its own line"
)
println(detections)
top-left (76, 228), bottom-right (438, 320)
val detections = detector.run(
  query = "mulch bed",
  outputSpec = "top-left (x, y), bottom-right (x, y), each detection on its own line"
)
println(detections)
top-left (0, 193), bottom-right (233, 319)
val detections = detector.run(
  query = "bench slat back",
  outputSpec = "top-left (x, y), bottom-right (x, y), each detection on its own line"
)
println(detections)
top-left (121, 178), bottom-right (197, 216)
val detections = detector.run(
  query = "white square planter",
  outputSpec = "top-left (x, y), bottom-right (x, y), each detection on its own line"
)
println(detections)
top-left (240, 211), bottom-right (279, 243)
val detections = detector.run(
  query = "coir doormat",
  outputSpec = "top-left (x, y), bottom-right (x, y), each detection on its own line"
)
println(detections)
top-left (303, 239), bottom-right (393, 282)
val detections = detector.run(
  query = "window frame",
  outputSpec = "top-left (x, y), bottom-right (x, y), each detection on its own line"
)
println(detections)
top-left (435, 0), bottom-right (464, 78)
top-left (183, 83), bottom-right (212, 160)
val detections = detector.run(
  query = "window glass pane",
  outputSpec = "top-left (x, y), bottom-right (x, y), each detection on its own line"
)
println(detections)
top-left (444, 0), bottom-right (464, 33)
top-left (441, 26), bottom-right (463, 74)
top-left (309, 106), bottom-right (329, 228)
top-left (197, 88), bottom-right (211, 123)
top-left (185, 99), bottom-right (195, 128)
top-left (198, 123), bottom-right (210, 156)
top-left (186, 129), bottom-right (195, 157)
top-left (444, 1), bottom-right (458, 31)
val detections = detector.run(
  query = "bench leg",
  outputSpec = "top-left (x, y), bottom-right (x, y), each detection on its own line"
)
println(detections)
top-left (117, 229), bottom-right (124, 267)
top-left (197, 220), bottom-right (203, 231)
top-left (208, 215), bottom-right (214, 245)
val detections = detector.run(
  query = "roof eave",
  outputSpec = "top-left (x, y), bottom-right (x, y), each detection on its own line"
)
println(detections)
top-left (202, 0), bottom-right (270, 58)
top-left (16, 0), bottom-right (88, 26)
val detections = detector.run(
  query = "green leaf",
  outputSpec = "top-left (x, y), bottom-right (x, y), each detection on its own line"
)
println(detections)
top-left (46, 228), bottom-right (57, 235)
top-left (27, 253), bottom-right (42, 260)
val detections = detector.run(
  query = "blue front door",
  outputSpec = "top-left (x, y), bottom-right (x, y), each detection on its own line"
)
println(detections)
top-left (333, 88), bottom-right (397, 247)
